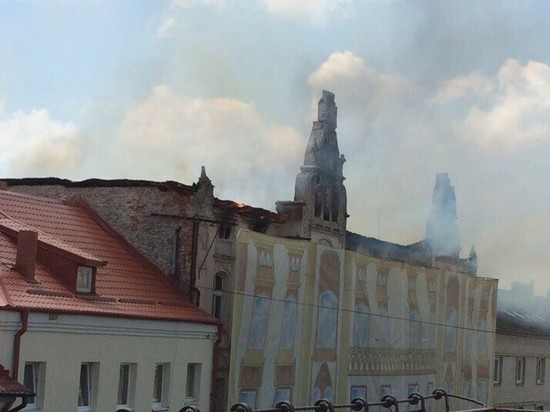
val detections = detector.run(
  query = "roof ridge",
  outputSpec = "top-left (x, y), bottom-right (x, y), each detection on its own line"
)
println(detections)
top-left (0, 189), bottom-right (64, 204)
top-left (0, 217), bottom-right (106, 266)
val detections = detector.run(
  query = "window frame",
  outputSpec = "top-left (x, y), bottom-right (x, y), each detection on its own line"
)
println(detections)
top-left (536, 357), bottom-right (545, 385)
top-left (77, 362), bottom-right (97, 412)
top-left (117, 363), bottom-right (136, 410)
top-left (152, 363), bottom-right (170, 411)
top-left (516, 356), bottom-right (526, 385)
top-left (76, 266), bottom-right (94, 293)
top-left (23, 362), bottom-right (44, 410)
top-left (185, 363), bottom-right (201, 404)
top-left (493, 356), bottom-right (503, 385)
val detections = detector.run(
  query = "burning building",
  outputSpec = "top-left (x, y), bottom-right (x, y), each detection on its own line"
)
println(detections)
top-left (3, 90), bottom-right (497, 410)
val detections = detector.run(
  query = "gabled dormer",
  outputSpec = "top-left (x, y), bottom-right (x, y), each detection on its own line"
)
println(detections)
top-left (0, 218), bottom-right (106, 295)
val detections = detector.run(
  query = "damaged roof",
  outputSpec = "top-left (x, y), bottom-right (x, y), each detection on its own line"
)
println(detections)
top-left (3, 177), bottom-right (280, 223)
top-left (2, 177), bottom-right (196, 195)
top-left (0, 190), bottom-right (219, 325)
top-left (497, 289), bottom-right (550, 335)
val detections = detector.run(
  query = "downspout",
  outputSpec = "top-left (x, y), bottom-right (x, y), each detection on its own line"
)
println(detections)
top-left (8, 399), bottom-right (29, 412)
top-left (210, 324), bottom-right (222, 412)
top-left (7, 310), bottom-right (30, 412)
top-left (12, 310), bottom-right (29, 379)
top-left (189, 218), bottom-right (200, 306)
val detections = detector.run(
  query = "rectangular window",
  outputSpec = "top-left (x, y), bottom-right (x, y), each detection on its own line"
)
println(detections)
top-left (76, 266), bottom-right (93, 293)
top-left (407, 384), bottom-right (419, 411)
top-left (153, 363), bottom-right (170, 411)
top-left (118, 363), bottom-right (136, 409)
top-left (536, 358), bottom-right (545, 384)
top-left (516, 357), bottom-right (526, 385)
top-left (185, 363), bottom-right (201, 403)
top-left (78, 363), bottom-right (97, 411)
top-left (425, 382), bottom-right (434, 412)
top-left (273, 387), bottom-right (292, 405)
top-left (239, 390), bottom-right (257, 409)
top-left (350, 385), bottom-right (367, 401)
top-left (23, 362), bottom-right (45, 408)
top-left (380, 385), bottom-right (392, 412)
top-left (494, 356), bottom-right (503, 385)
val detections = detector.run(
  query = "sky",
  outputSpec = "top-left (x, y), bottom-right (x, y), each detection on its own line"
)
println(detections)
top-left (1, 0), bottom-right (549, 293)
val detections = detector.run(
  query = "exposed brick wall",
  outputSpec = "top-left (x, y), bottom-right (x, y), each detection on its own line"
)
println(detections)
top-left (8, 184), bottom-right (197, 288)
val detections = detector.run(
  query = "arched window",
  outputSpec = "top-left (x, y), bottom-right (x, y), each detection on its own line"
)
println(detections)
top-left (280, 298), bottom-right (298, 349)
top-left (378, 308), bottom-right (390, 347)
top-left (312, 387), bottom-right (321, 403)
top-left (331, 189), bottom-right (339, 222)
top-left (353, 305), bottom-right (369, 347)
top-left (212, 273), bottom-right (224, 319)
top-left (444, 307), bottom-right (458, 351)
top-left (477, 319), bottom-right (487, 356)
top-left (314, 184), bottom-right (322, 217)
top-left (410, 311), bottom-right (422, 349)
top-left (316, 291), bottom-right (337, 348)
top-left (249, 296), bottom-right (270, 349)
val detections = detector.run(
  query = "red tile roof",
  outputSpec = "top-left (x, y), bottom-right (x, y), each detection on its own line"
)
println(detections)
top-left (0, 364), bottom-right (34, 396)
top-left (0, 190), bottom-right (219, 325)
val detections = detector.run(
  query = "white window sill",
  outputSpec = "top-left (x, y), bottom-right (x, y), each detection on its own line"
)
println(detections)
top-left (151, 405), bottom-right (168, 412)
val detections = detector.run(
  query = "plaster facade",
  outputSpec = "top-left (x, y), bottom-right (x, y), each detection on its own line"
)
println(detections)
top-left (228, 230), bottom-right (497, 410)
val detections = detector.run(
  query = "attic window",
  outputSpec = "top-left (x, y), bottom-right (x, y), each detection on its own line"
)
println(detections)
top-left (76, 266), bottom-right (94, 293)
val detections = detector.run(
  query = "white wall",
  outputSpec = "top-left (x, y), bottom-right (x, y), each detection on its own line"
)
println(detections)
top-left (11, 312), bottom-right (217, 412)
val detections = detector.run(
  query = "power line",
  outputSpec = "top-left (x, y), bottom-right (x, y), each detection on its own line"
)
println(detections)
top-left (195, 281), bottom-right (497, 335)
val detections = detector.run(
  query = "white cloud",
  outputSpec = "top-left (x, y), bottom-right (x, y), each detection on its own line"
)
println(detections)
top-left (308, 51), bottom-right (413, 116)
top-left (261, 0), bottom-right (356, 24)
top-left (156, 17), bottom-right (177, 39)
top-left (451, 59), bottom-right (550, 150)
top-left (432, 72), bottom-right (495, 103)
top-left (0, 109), bottom-right (82, 176)
top-left (170, 0), bottom-right (229, 8)
top-left (113, 85), bottom-right (304, 204)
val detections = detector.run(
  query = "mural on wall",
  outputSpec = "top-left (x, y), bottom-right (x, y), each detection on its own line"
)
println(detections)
top-left (228, 230), bottom-right (497, 410)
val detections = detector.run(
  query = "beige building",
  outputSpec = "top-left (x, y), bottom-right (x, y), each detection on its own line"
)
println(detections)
top-left (226, 91), bottom-right (497, 409)
top-left (228, 229), bottom-right (497, 409)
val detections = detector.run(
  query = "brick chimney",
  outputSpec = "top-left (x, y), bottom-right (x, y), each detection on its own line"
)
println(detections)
top-left (15, 230), bottom-right (38, 282)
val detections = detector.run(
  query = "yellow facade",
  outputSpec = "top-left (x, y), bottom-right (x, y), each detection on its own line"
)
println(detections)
top-left (229, 230), bottom-right (497, 410)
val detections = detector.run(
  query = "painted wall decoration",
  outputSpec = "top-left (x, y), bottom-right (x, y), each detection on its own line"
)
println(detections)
top-left (228, 230), bottom-right (498, 410)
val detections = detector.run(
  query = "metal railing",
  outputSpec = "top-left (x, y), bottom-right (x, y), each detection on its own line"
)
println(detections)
top-left (179, 389), bottom-right (486, 412)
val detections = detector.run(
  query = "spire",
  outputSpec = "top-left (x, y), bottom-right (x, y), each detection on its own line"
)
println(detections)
top-left (425, 173), bottom-right (461, 259)
top-left (293, 91), bottom-right (347, 243)
top-left (465, 245), bottom-right (478, 275)
top-left (198, 165), bottom-right (212, 186)
top-left (196, 166), bottom-right (214, 213)
top-left (301, 90), bottom-right (342, 171)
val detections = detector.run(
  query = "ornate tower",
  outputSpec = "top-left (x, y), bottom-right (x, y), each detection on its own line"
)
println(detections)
top-left (294, 90), bottom-right (348, 246)
top-left (425, 173), bottom-right (461, 259)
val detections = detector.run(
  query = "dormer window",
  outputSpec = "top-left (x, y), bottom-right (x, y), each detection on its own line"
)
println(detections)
top-left (76, 266), bottom-right (94, 293)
